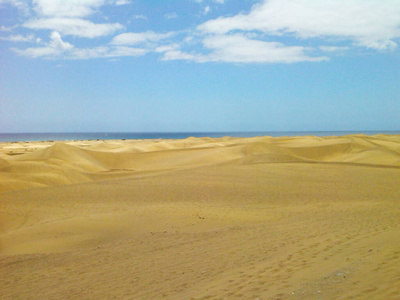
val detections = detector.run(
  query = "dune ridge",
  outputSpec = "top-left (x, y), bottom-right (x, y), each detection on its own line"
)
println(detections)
top-left (0, 135), bottom-right (400, 191)
top-left (1, 134), bottom-right (400, 299)
top-left (1, 134), bottom-right (399, 192)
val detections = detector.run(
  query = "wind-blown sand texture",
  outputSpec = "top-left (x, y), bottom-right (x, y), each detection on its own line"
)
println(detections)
top-left (1, 134), bottom-right (400, 299)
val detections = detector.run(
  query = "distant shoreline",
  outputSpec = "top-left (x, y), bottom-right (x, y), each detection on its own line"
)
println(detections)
top-left (1, 130), bottom-right (399, 142)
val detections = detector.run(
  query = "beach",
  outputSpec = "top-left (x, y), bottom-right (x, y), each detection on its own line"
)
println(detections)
top-left (1, 134), bottom-right (400, 299)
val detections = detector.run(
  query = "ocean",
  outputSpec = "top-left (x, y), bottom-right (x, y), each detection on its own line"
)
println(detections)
top-left (1, 131), bottom-right (399, 142)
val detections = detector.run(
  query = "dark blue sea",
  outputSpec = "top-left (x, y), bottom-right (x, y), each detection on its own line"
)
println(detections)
top-left (0, 131), bottom-right (399, 142)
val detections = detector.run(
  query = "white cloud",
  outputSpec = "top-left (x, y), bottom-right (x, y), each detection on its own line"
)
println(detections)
top-left (164, 34), bottom-right (327, 63)
top-left (75, 46), bottom-right (110, 59)
top-left (49, 31), bottom-right (73, 50)
top-left (319, 46), bottom-right (349, 52)
top-left (13, 31), bottom-right (73, 58)
top-left (110, 46), bottom-right (146, 56)
top-left (14, 43), bottom-right (146, 60)
top-left (13, 30), bottom-right (147, 59)
top-left (111, 31), bottom-right (173, 45)
top-left (32, 0), bottom-right (105, 18)
top-left (0, 34), bottom-right (36, 42)
top-left (163, 50), bottom-right (205, 62)
top-left (24, 1), bottom-right (124, 39)
top-left (357, 39), bottom-right (398, 51)
top-left (13, 46), bottom-right (60, 58)
top-left (114, 0), bottom-right (130, 5)
top-left (0, 0), bottom-right (30, 15)
top-left (24, 18), bottom-right (123, 38)
top-left (71, 46), bottom-right (146, 59)
top-left (0, 25), bottom-right (14, 31)
top-left (4, 0), bottom-right (159, 60)
top-left (154, 44), bottom-right (180, 53)
top-left (164, 12), bottom-right (178, 20)
top-left (7, 0), bottom-right (400, 63)
top-left (132, 15), bottom-right (147, 20)
top-left (184, 36), bottom-right (194, 43)
top-left (198, 0), bottom-right (400, 51)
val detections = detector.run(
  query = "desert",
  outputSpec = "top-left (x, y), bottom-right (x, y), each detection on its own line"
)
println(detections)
top-left (1, 134), bottom-right (400, 299)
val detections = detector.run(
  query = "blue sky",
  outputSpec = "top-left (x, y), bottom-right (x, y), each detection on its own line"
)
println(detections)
top-left (0, 0), bottom-right (399, 133)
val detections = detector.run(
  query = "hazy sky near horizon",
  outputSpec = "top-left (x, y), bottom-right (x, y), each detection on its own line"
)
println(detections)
top-left (1, 0), bottom-right (399, 133)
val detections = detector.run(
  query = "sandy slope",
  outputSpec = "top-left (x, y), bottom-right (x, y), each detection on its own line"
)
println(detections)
top-left (1, 135), bottom-right (400, 299)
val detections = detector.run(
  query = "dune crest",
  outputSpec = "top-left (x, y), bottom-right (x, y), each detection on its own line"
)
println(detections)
top-left (1, 135), bottom-right (399, 192)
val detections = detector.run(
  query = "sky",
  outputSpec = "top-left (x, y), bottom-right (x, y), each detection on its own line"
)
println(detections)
top-left (0, 0), bottom-right (399, 133)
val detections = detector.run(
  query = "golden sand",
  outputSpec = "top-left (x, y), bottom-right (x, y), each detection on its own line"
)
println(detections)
top-left (1, 135), bottom-right (400, 299)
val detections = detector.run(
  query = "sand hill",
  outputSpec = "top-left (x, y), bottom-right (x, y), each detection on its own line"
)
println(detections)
top-left (1, 135), bottom-right (400, 299)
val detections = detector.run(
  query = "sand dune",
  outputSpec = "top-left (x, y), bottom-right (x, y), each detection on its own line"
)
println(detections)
top-left (1, 135), bottom-right (399, 192)
top-left (1, 135), bottom-right (400, 299)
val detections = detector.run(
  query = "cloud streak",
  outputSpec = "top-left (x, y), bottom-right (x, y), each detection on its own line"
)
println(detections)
top-left (32, 0), bottom-right (105, 18)
top-left (13, 31), bottom-right (146, 59)
top-left (0, 34), bottom-right (36, 42)
top-left (162, 34), bottom-right (327, 63)
top-left (24, 18), bottom-right (123, 38)
top-left (111, 31), bottom-right (173, 46)
top-left (198, 0), bottom-right (400, 51)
